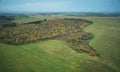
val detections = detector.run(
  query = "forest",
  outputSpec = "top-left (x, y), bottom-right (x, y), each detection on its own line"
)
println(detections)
top-left (0, 15), bottom-right (98, 56)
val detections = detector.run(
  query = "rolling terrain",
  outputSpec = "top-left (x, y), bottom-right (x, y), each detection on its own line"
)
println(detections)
top-left (0, 40), bottom-right (117, 72)
top-left (84, 17), bottom-right (120, 71)
top-left (0, 15), bottom-right (120, 72)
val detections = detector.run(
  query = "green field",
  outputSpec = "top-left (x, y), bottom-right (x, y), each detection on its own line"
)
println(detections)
top-left (13, 15), bottom-right (57, 24)
top-left (84, 17), bottom-right (120, 71)
top-left (0, 16), bottom-right (120, 72)
top-left (0, 40), bottom-right (117, 72)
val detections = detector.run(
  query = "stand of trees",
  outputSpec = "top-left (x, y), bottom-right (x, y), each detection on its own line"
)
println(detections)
top-left (0, 17), bottom-right (98, 56)
top-left (0, 16), bottom-right (14, 21)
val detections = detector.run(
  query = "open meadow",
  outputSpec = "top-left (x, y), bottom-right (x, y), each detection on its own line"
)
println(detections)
top-left (84, 17), bottom-right (120, 71)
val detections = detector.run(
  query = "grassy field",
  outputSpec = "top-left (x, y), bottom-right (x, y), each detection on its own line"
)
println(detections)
top-left (13, 15), bottom-right (57, 24)
top-left (84, 17), bottom-right (120, 71)
top-left (0, 40), bottom-right (117, 72)
top-left (0, 16), bottom-right (120, 72)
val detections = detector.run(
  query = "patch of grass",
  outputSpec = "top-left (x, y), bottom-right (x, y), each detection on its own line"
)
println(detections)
top-left (0, 40), bottom-right (117, 72)
top-left (84, 17), bottom-right (120, 71)
top-left (13, 15), bottom-right (56, 24)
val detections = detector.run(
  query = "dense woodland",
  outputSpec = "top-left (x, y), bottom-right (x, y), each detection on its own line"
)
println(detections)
top-left (0, 16), bottom-right (98, 56)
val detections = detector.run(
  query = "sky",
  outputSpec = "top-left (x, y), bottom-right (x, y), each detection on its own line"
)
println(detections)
top-left (0, 0), bottom-right (120, 13)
